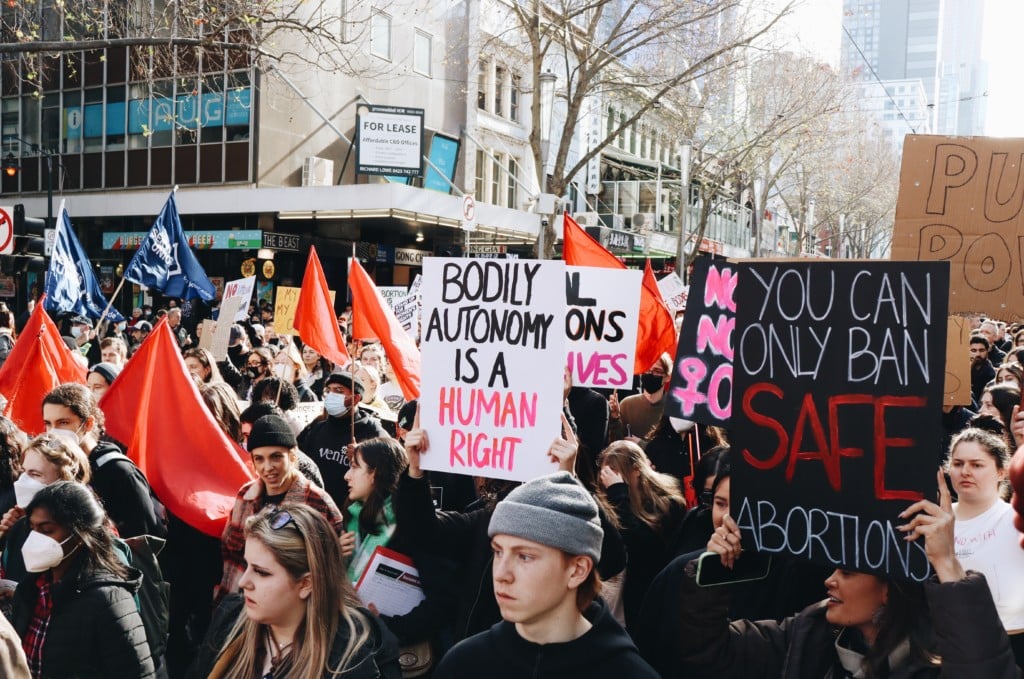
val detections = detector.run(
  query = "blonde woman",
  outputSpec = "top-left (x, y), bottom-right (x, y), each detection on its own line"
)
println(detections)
top-left (192, 504), bottom-right (400, 678)
top-left (598, 440), bottom-right (687, 635)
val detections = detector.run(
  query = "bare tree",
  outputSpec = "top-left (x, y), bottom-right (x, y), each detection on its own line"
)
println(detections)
top-left (483, 0), bottom-right (795, 258)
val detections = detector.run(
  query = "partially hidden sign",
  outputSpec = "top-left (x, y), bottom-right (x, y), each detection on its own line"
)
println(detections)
top-left (565, 266), bottom-right (641, 389)
top-left (419, 258), bottom-right (566, 482)
top-left (945, 316), bottom-right (972, 406)
top-left (730, 260), bottom-right (949, 581)
top-left (665, 257), bottom-right (735, 427)
top-left (894, 135), bottom-right (1024, 318)
top-left (275, 285), bottom-right (336, 336)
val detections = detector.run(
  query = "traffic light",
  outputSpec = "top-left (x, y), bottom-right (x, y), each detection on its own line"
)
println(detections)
top-left (11, 204), bottom-right (46, 272)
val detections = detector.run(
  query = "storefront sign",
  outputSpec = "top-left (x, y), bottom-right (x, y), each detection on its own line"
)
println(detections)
top-left (262, 232), bottom-right (300, 251)
top-left (103, 229), bottom-right (263, 250)
top-left (606, 230), bottom-right (631, 250)
top-left (356, 105), bottom-right (425, 177)
top-left (394, 248), bottom-right (428, 266)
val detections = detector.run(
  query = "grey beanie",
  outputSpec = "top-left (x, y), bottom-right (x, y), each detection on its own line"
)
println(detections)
top-left (488, 472), bottom-right (603, 562)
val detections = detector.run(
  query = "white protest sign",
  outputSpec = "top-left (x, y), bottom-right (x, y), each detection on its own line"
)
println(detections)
top-left (223, 275), bottom-right (256, 322)
top-left (391, 293), bottom-right (419, 339)
top-left (378, 286), bottom-right (407, 305)
top-left (420, 257), bottom-right (566, 482)
top-left (565, 266), bottom-right (641, 389)
top-left (198, 319), bottom-right (217, 352)
top-left (657, 272), bottom-right (689, 314)
top-left (211, 296), bottom-right (244, 360)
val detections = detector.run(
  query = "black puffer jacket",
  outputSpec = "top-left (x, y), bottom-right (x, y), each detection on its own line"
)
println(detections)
top-left (88, 441), bottom-right (166, 539)
top-left (188, 595), bottom-right (401, 679)
top-left (11, 557), bottom-right (154, 678)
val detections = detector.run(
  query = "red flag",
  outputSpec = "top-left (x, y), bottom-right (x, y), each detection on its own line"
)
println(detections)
top-left (348, 258), bottom-right (421, 400)
top-left (0, 299), bottom-right (87, 434)
top-left (562, 213), bottom-right (677, 373)
top-left (636, 258), bottom-right (678, 373)
top-left (100, 318), bottom-right (254, 537)
top-left (293, 246), bottom-right (350, 368)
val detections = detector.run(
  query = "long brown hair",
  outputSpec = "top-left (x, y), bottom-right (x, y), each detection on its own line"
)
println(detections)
top-left (345, 437), bottom-right (407, 536)
top-left (598, 440), bottom-right (687, 532)
top-left (211, 504), bottom-right (378, 679)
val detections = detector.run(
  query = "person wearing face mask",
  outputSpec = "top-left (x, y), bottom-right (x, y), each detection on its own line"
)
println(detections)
top-left (608, 354), bottom-right (672, 446)
top-left (68, 315), bottom-right (102, 367)
top-left (243, 347), bottom-right (274, 400)
top-left (297, 371), bottom-right (389, 509)
top-left (272, 339), bottom-right (317, 403)
top-left (0, 431), bottom-right (92, 584)
top-left (10, 481), bottom-right (155, 678)
top-left (41, 384), bottom-right (166, 539)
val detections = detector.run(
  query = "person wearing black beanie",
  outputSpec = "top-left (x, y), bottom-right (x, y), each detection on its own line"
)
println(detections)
top-left (215, 414), bottom-right (345, 603)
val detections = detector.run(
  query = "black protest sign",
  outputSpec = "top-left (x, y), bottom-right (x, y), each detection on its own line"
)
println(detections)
top-left (730, 260), bottom-right (949, 582)
top-left (665, 257), bottom-right (736, 426)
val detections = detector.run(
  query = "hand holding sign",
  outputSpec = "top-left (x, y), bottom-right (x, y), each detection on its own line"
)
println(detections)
top-left (898, 469), bottom-right (965, 583)
top-left (404, 405), bottom-right (428, 480)
top-left (547, 413), bottom-right (578, 473)
top-left (707, 514), bottom-right (743, 570)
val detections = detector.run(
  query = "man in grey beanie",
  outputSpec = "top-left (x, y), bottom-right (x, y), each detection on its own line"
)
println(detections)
top-left (434, 471), bottom-right (659, 678)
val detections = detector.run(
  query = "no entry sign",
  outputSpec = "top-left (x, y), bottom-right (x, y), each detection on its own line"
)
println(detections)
top-left (0, 206), bottom-right (13, 255)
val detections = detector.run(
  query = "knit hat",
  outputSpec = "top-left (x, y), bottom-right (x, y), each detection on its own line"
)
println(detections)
top-left (325, 370), bottom-right (365, 396)
top-left (488, 472), bottom-right (603, 562)
top-left (247, 414), bottom-right (297, 451)
top-left (88, 362), bottom-right (122, 386)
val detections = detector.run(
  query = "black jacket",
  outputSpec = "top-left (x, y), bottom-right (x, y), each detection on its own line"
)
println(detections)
top-left (643, 559), bottom-right (1019, 679)
top-left (297, 410), bottom-right (389, 507)
top-left (89, 441), bottom-right (166, 539)
top-left (604, 482), bottom-right (686, 636)
top-left (188, 594), bottom-right (401, 679)
top-left (11, 557), bottom-right (154, 678)
top-left (394, 473), bottom-right (626, 643)
top-left (434, 598), bottom-right (659, 678)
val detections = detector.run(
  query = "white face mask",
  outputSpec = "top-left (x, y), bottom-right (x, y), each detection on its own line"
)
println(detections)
top-left (14, 474), bottom-right (47, 509)
top-left (273, 364), bottom-right (295, 383)
top-left (48, 427), bottom-right (87, 449)
top-left (70, 326), bottom-right (83, 339)
top-left (324, 392), bottom-right (350, 418)
top-left (22, 530), bottom-right (76, 573)
top-left (669, 417), bottom-right (696, 433)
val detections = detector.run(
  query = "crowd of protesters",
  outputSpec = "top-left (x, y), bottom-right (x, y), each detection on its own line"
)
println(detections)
top-left (0, 294), bottom-right (1016, 679)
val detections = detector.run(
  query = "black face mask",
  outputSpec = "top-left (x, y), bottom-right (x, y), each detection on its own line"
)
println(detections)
top-left (228, 345), bottom-right (244, 359)
top-left (246, 366), bottom-right (264, 380)
top-left (640, 373), bottom-right (663, 394)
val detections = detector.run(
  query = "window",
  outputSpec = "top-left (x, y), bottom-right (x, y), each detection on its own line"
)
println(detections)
top-left (478, 61), bottom-right (488, 109)
top-left (491, 155), bottom-right (501, 203)
top-left (414, 30), bottom-right (431, 76)
top-left (506, 156), bottom-right (518, 208)
top-left (495, 66), bottom-right (505, 117)
top-left (510, 75), bottom-right (520, 121)
top-left (475, 149), bottom-right (486, 198)
top-left (370, 12), bottom-right (391, 60)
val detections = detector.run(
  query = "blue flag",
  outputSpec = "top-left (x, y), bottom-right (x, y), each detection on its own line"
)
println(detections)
top-left (44, 208), bottom-right (125, 322)
top-left (124, 192), bottom-right (216, 302)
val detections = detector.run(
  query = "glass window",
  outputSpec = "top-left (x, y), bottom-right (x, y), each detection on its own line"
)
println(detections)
top-left (414, 30), bottom-right (431, 76)
top-left (477, 60), bottom-right (487, 110)
top-left (506, 156), bottom-right (517, 208)
top-left (370, 12), bottom-right (391, 60)
top-left (495, 66), bottom-right (505, 117)
top-left (475, 149), bottom-right (486, 199)
top-left (491, 154), bottom-right (500, 204)
top-left (510, 75), bottom-right (520, 122)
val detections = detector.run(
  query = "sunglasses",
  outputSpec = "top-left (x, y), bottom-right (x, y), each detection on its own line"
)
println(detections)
top-left (269, 509), bottom-right (298, 532)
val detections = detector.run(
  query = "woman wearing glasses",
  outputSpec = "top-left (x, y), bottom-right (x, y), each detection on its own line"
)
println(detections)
top-left (193, 504), bottom-right (400, 679)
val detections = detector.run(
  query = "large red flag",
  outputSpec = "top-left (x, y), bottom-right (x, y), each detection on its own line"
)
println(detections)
top-left (348, 258), bottom-right (421, 400)
top-left (562, 214), bottom-right (677, 373)
top-left (293, 246), bottom-right (350, 368)
top-left (100, 318), bottom-right (254, 537)
top-left (0, 299), bottom-right (87, 434)
top-left (636, 258), bottom-right (678, 373)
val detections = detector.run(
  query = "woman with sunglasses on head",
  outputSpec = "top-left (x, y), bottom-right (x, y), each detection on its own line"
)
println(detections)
top-left (10, 481), bottom-right (154, 678)
top-left (192, 504), bottom-right (400, 679)
top-left (216, 414), bottom-right (344, 604)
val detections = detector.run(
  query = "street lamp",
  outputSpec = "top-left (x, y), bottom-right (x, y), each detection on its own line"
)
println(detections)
top-left (674, 141), bottom-right (692, 277)
top-left (2, 154), bottom-right (17, 178)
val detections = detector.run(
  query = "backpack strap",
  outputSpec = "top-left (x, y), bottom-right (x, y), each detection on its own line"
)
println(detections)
top-left (95, 451), bottom-right (132, 468)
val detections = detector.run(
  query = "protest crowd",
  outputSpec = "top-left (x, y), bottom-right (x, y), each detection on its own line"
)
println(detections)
top-left (3, 152), bottom-right (1024, 679)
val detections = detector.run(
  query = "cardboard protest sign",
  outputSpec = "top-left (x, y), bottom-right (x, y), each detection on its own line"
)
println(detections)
top-left (893, 135), bottom-right (1024, 318)
top-left (210, 296), bottom-right (245, 360)
top-left (565, 266), bottom-right (641, 389)
top-left (223, 276), bottom-right (256, 321)
top-left (197, 319), bottom-right (217, 352)
top-left (274, 285), bottom-right (336, 336)
top-left (945, 316), bottom-right (972, 406)
top-left (657, 272), bottom-right (689, 314)
top-left (730, 260), bottom-right (949, 582)
top-left (665, 257), bottom-right (736, 426)
top-left (419, 257), bottom-right (566, 482)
